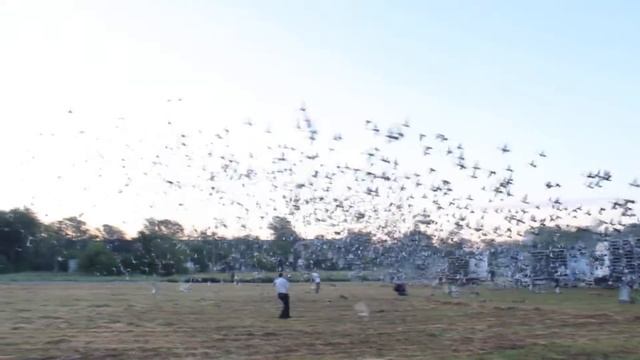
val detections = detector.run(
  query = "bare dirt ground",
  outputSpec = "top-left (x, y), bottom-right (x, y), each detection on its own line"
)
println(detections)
top-left (0, 282), bottom-right (639, 359)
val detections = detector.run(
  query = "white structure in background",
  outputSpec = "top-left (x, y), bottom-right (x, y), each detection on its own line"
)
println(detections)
top-left (567, 247), bottom-right (593, 283)
top-left (593, 242), bottom-right (610, 279)
top-left (67, 258), bottom-right (79, 273)
top-left (468, 251), bottom-right (489, 280)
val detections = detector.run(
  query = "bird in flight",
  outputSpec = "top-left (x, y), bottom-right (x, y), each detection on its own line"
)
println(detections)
top-left (435, 133), bottom-right (448, 142)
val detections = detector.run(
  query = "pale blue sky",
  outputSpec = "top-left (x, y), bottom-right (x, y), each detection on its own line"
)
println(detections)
top-left (0, 0), bottom-right (638, 237)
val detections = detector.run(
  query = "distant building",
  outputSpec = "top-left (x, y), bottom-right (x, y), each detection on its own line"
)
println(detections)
top-left (594, 238), bottom-right (640, 286)
top-left (446, 251), bottom-right (488, 283)
top-left (67, 259), bottom-right (79, 273)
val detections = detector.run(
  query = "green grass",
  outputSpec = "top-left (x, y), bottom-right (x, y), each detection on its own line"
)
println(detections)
top-left (0, 272), bottom-right (151, 282)
top-left (183, 270), bottom-right (371, 283)
top-left (478, 341), bottom-right (640, 360)
top-left (0, 270), bottom-right (374, 283)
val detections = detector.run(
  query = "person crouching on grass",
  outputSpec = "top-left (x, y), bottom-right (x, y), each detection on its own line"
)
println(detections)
top-left (274, 272), bottom-right (290, 319)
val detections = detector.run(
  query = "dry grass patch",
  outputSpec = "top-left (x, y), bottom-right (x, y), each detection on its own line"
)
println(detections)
top-left (0, 282), bottom-right (638, 359)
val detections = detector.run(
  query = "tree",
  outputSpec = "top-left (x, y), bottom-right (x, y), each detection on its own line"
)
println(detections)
top-left (143, 218), bottom-right (185, 239)
top-left (2, 208), bottom-right (42, 236)
top-left (134, 232), bottom-right (189, 275)
top-left (78, 242), bottom-right (120, 275)
top-left (255, 253), bottom-right (277, 271)
top-left (268, 216), bottom-right (300, 269)
top-left (51, 216), bottom-right (96, 241)
top-left (0, 255), bottom-right (11, 274)
top-left (268, 216), bottom-right (299, 242)
top-left (186, 229), bottom-right (219, 241)
top-left (621, 224), bottom-right (640, 237)
top-left (98, 224), bottom-right (128, 240)
top-left (187, 241), bottom-right (213, 272)
top-left (402, 229), bottom-right (434, 246)
top-left (0, 208), bottom-right (44, 270)
top-left (23, 225), bottom-right (66, 271)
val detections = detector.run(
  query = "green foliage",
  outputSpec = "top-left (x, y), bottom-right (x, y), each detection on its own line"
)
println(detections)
top-left (2, 206), bottom-right (640, 281)
top-left (268, 216), bottom-right (299, 242)
top-left (51, 216), bottom-right (96, 241)
top-left (254, 254), bottom-right (277, 271)
top-left (265, 216), bottom-right (302, 271)
top-left (98, 224), bottom-right (127, 240)
top-left (143, 218), bottom-right (185, 239)
top-left (0, 208), bottom-right (43, 269)
top-left (527, 227), bottom-right (598, 248)
top-left (187, 242), bottom-right (212, 272)
top-left (0, 255), bottom-right (12, 273)
top-left (23, 232), bottom-right (63, 271)
top-left (135, 232), bottom-right (189, 275)
top-left (267, 216), bottom-right (300, 264)
top-left (79, 242), bottom-right (120, 275)
top-left (270, 238), bottom-right (294, 259)
top-left (312, 257), bottom-right (339, 271)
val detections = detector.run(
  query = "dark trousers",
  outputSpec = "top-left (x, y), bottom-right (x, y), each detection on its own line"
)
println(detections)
top-left (278, 293), bottom-right (290, 318)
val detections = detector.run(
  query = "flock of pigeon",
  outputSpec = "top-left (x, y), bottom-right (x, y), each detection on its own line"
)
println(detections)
top-left (32, 101), bottom-right (639, 242)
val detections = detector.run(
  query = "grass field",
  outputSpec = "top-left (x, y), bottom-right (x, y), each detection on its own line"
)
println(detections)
top-left (0, 282), bottom-right (639, 359)
top-left (0, 271), bottom-right (364, 283)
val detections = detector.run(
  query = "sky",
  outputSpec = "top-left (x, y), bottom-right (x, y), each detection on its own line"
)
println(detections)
top-left (0, 0), bottom-right (638, 239)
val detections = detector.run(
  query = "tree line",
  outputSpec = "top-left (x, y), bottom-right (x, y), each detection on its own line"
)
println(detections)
top-left (0, 208), bottom-right (369, 275)
top-left (2, 207), bottom-right (638, 276)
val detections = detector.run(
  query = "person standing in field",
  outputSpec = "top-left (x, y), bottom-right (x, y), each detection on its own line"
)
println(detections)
top-left (311, 271), bottom-right (321, 294)
top-left (274, 272), bottom-right (290, 319)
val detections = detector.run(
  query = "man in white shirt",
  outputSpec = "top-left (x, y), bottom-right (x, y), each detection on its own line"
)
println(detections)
top-left (311, 272), bottom-right (321, 294)
top-left (273, 273), bottom-right (290, 319)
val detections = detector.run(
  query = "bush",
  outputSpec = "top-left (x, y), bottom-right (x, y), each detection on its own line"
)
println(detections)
top-left (78, 242), bottom-right (120, 275)
top-left (255, 255), bottom-right (277, 272)
top-left (0, 255), bottom-right (12, 273)
top-left (134, 233), bottom-right (189, 276)
top-left (158, 260), bottom-right (188, 276)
